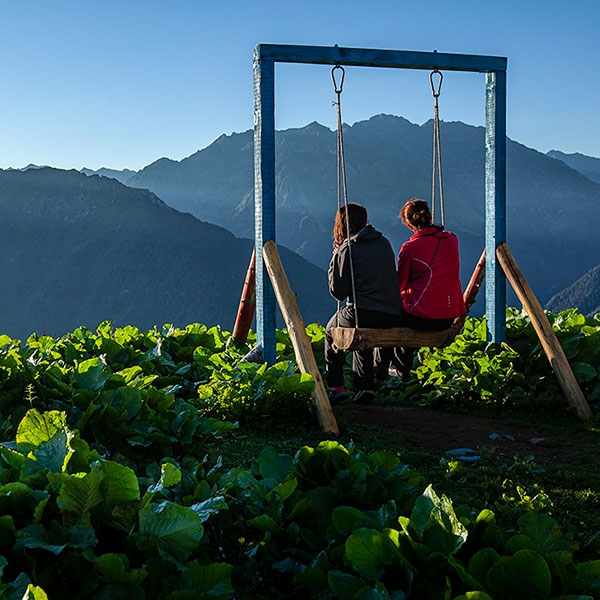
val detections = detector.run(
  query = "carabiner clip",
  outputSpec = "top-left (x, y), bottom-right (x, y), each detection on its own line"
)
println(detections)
top-left (331, 65), bottom-right (345, 94)
top-left (430, 69), bottom-right (443, 99)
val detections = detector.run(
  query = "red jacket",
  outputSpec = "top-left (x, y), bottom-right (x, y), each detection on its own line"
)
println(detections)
top-left (397, 226), bottom-right (466, 319)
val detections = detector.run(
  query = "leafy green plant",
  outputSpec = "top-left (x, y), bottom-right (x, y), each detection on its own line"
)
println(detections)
top-left (390, 308), bottom-right (600, 414)
top-left (0, 311), bottom-right (599, 598)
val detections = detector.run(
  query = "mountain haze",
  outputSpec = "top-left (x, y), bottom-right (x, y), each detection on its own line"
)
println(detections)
top-left (127, 115), bottom-right (600, 308)
top-left (546, 150), bottom-right (600, 184)
top-left (546, 265), bottom-right (600, 317)
top-left (0, 168), bottom-right (334, 340)
top-left (81, 167), bottom-right (137, 185)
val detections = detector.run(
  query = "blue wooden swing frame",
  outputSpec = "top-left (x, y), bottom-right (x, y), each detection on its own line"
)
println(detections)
top-left (253, 43), bottom-right (507, 364)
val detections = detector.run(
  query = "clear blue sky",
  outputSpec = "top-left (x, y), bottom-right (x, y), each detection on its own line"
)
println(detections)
top-left (1, 0), bottom-right (598, 171)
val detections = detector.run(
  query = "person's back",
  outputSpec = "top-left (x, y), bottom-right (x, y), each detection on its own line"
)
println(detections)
top-left (329, 223), bottom-right (402, 318)
top-left (325, 203), bottom-right (402, 404)
top-left (397, 225), bottom-right (464, 320)
top-left (375, 198), bottom-right (465, 382)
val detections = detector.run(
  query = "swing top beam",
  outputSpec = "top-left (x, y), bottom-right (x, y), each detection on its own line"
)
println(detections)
top-left (253, 43), bottom-right (507, 365)
top-left (254, 43), bottom-right (506, 72)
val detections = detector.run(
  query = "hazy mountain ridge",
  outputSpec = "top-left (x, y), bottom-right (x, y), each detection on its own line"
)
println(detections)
top-left (546, 150), bottom-right (600, 184)
top-left (125, 114), bottom-right (600, 308)
top-left (0, 168), bottom-right (334, 340)
top-left (546, 264), bottom-right (600, 317)
top-left (81, 166), bottom-right (137, 185)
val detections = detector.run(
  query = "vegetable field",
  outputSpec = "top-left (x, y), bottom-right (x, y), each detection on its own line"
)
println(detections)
top-left (1, 310), bottom-right (600, 599)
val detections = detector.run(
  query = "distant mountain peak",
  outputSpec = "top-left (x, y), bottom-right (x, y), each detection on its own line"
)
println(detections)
top-left (546, 149), bottom-right (600, 184)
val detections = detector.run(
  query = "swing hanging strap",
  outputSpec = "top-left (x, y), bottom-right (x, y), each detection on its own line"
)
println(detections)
top-left (430, 69), bottom-right (445, 228)
top-left (331, 65), bottom-right (347, 213)
top-left (331, 64), bottom-right (359, 328)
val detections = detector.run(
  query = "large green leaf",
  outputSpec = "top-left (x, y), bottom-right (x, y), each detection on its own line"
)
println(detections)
top-left (147, 462), bottom-right (182, 494)
top-left (24, 428), bottom-right (73, 476)
top-left (332, 506), bottom-right (382, 537)
top-left (97, 461), bottom-right (140, 504)
top-left (138, 501), bottom-right (203, 561)
top-left (345, 528), bottom-right (397, 580)
top-left (57, 469), bottom-right (104, 524)
top-left (274, 372), bottom-right (315, 395)
top-left (57, 460), bottom-right (138, 527)
top-left (74, 356), bottom-right (112, 391)
top-left (16, 410), bottom-right (68, 452)
top-left (95, 553), bottom-right (147, 585)
top-left (248, 514), bottom-right (280, 532)
top-left (467, 547), bottom-right (502, 588)
top-left (366, 451), bottom-right (401, 473)
top-left (177, 561), bottom-right (234, 598)
top-left (487, 548), bottom-right (552, 599)
top-left (407, 485), bottom-right (468, 556)
top-left (258, 446), bottom-right (294, 481)
top-left (0, 482), bottom-right (48, 524)
top-left (517, 512), bottom-right (571, 556)
top-left (17, 523), bottom-right (67, 555)
top-left (102, 387), bottom-right (144, 420)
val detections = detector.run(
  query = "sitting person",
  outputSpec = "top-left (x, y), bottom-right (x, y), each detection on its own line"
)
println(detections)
top-left (376, 198), bottom-right (466, 381)
top-left (325, 202), bottom-right (403, 405)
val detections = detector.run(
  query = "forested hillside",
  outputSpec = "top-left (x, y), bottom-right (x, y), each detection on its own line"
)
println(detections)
top-left (0, 168), bottom-right (334, 340)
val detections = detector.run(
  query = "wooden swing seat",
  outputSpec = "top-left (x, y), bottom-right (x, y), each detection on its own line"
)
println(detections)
top-left (331, 317), bottom-right (464, 352)
top-left (331, 248), bottom-right (486, 353)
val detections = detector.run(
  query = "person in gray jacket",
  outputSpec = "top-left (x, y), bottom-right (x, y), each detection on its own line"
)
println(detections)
top-left (325, 202), bottom-right (403, 405)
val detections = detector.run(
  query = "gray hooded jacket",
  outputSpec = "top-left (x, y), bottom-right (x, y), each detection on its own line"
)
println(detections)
top-left (328, 224), bottom-right (402, 316)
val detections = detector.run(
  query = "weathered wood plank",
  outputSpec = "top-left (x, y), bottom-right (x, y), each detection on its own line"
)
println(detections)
top-left (229, 248), bottom-right (256, 346)
top-left (331, 326), bottom-right (459, 352)
top-left (262, 240), bottom-right (339, 435)
top-left (496, 242), bottom-right (593, 421)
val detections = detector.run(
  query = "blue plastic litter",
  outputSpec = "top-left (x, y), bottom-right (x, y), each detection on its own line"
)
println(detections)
top-left (445, 448), bottom-right (480, 461)
top-left (489, 432), bottom-right (515, 441)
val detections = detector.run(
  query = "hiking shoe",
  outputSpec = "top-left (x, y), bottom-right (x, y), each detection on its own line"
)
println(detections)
top-left (353, 389), bottom-right (376, 406)
top-left (328, 389), bottom-right (350, 405)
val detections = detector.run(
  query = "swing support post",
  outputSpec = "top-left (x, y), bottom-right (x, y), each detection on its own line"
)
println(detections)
top-left (229, 248), bottom-right (256, 346)
top-left (496, 243), bottom-right (592, 421)
top-left (262, 240), bottom-right (339, 435)
top-left (253, 43), bottom-right (508, 365)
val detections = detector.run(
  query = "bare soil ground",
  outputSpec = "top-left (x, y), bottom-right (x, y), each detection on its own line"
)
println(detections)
top-left (342, 404), bottom-right (587, 467)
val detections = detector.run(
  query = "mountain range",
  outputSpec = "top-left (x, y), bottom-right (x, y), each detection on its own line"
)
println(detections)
top-left (0, 168), bottom-right (334, 340)
top-left (4, 115), bottom-right (600, 340)
top-left (546, 150), bottom-right (600, 185)
top-left (118, 115), bottom-right (600, 311)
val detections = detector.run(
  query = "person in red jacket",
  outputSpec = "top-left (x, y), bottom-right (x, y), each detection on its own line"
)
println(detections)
top-left (376, 198), bottom-right (466, 381)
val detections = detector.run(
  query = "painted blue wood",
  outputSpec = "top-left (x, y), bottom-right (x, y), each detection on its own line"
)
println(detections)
top-left (253, 50), bottom-right (277, 364)
top-left (254, 44), bottom-right (508, 362)
top-left (255, 44), bottom-right (506, 73)
top-left (484, 71), bottom-right (507, 342)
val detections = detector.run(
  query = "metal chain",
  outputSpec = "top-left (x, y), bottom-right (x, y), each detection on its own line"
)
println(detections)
top-left (430, 69), bottom-right (445, 228)
top-left (331, 65), bottom-right (359, 328)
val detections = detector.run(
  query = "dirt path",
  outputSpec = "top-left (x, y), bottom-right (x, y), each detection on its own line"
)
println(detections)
top-left (342, 405), bottom-right (583, 467)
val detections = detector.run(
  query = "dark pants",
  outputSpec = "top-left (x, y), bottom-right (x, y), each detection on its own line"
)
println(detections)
top-left (374, 313), bottom-right (454, 380)
top-left (325, 306), bottom-right (403, 391)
